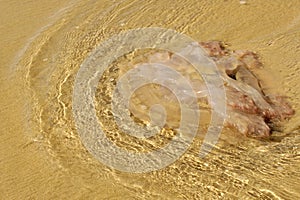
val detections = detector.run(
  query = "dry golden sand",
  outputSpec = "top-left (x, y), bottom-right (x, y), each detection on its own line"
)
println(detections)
top-left (1, 0), bottom-right (300, 199)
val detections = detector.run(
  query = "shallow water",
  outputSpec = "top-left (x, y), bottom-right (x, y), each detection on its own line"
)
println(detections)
top-left (1, 0), bottom-right (300, 199)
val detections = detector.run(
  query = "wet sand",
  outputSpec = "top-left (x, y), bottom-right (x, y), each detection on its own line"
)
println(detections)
top-left (1, 0), bottom-right (300, 199)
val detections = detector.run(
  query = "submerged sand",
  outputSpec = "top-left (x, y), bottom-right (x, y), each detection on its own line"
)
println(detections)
top-left (1, 0), bottom-right (300, 199)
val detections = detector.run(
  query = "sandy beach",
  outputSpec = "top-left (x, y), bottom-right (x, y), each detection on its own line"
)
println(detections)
top-left (1, 0), bottom-right (300, 199)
